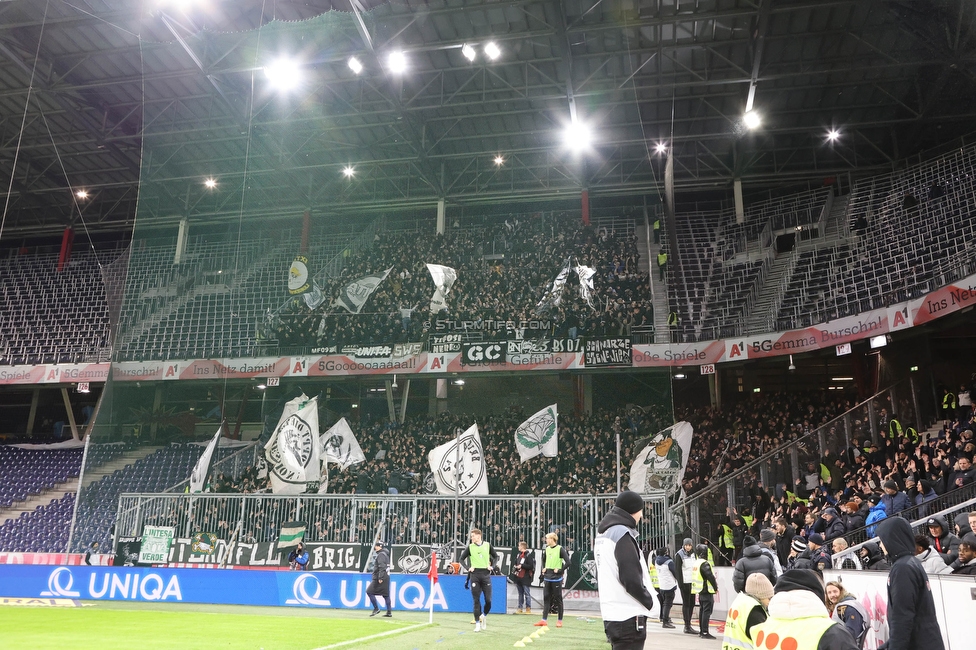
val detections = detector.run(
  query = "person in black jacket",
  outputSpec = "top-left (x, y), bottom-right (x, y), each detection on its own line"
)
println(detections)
top-left (949, 540), bottom-right (976, 575)
top-left (876, 517), bottom-right (946, 650)
top-left (754, 570), bottom-right (858, 650)
top-left (694, 544), bottom-right (718, 640)
top-left (732, 536), bottom-right (777, 593)
top-left (511, 540), bottom-right (535, 614)
top-left (858, 541), bottom-right (890, 571)
top-left (367, 541), bottom-right (393, 617)
top-left (673, 538), bottom-right (698, 635)
top-left (821, 508), bottom-right (847, 541)
top-left (773, 517), bottom-right (795, 567)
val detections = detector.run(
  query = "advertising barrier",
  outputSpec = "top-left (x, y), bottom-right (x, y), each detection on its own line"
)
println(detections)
top-left (0, 564), bottom-right (505, 612)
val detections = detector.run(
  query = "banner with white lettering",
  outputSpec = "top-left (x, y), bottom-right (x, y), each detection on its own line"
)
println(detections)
top-left (583, 337), bottom-right (632, 367)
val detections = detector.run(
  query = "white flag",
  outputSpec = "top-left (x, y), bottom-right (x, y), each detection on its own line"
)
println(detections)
top-left (303, 281), bottom-right (325, 309)
top-left (515, 405), bottom-right (558, 462)
top-left (426, 264), bottom-right (457, 313)
top-left (320, 417), bottom-right (366, 471)
top-left (264, 395), bottom-right (321, 494)
top-left (575, 264), bottom-right (596, 308)
top-left (189, 424), bottom-right (223, 493)
top-left (427, 424), bottom-right (489, 495)
top-left (333, 268), bottom-right (392, 314)
top-left (535, 258), bottom-right (572, 313)
top-left (628, 421), bottom-right (694, 495)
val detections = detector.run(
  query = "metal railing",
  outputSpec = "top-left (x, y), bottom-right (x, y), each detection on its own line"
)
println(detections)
top-left (115, 492), bottom-right (671, 556)
top-left (164, 442), bottom-right (261, 494)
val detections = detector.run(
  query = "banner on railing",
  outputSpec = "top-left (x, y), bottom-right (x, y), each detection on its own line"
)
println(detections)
top-left (0, 565), bottom-right (506, 612)
top-left (2, 271), bottom-right (975, 384)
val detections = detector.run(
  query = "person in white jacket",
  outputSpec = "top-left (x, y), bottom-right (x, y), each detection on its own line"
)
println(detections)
top-left (594, 491), bottom-right (659, 650)
top-left (914, 535), bottom-right (951, 574)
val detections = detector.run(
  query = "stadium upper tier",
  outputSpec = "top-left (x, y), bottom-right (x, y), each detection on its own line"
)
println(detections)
top-left (2, 144), bottom-right (975, 364)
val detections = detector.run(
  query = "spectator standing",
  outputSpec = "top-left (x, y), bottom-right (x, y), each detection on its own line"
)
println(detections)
top-left (857, 542), bottom-right (890, 571)
top-left (721, 573), bottom-right (772, 650)
top-left (826, 580), bottom-right (870, 649)
top-left (925, 516), bottom-right (961, 564)
top-left (865, 495), bottom-right (888, 536)
top-left (774, 517), bottom-right (796, 567)
top-left (732, 535), bottom-right (777, 592)
top-left (366, 541), bottom-right (392, 617)
top-left (881, 480), bottom-right (910, 518)
top-left (789, 536), bottom-right (812, 570)
top-left (288, 542), bottom-right (309, 571)
top-left (840, 501), bottom-right (865, 531)
top-left (691, 543), bottom-right (718, 640)
top-left (511, 540), bottom-right (535, 614)
top-left (806, 534), bottom-right (832, 573)
top-left (593, 491), bottom-right (658, 650)
top-left (913, 536), bottom-right (950, 574)
top-left (821, 508), bottom-right (847, 541)
top-left (651, 546), bottom-right (679, 629)
top-left (674, 538), bottom-right (698, 635)
top-left (751, 569), bottom-right (858, 650)
top-left (758, 529), bottom-right (784, 577)
top-left (947, 455), bottom-right (975, 489)
top-left (958, 385), bottom-right (972, 423)
top-left (84, 542), bottom-right (98, 566)
top-left (876, 517), bottom-right (946, 650)
top-left (949, 540), bottom-right (976, 575)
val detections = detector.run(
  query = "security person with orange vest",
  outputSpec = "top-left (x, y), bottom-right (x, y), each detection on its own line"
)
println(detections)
top-left (722, 573), bottom-right (772, 650)
top-left (690, 544), bottom-right (718, 639)
top-left (751, 569), bottom-right (858, 650)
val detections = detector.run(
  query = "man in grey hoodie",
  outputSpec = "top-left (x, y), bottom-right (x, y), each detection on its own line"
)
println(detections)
top-left (673, 537), bottom-right (698, 635)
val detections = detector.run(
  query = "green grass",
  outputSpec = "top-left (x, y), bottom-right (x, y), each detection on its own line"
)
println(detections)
top-left (0, 603), bottom-right (611, 650)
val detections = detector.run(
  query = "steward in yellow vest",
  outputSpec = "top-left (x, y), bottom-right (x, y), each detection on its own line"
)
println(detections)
top-left (722, 571), bottom-right (773, 650)
top-left (690, 545), bottom-right (718, 639)
top-left (752, 569), bottom-right (858, 650)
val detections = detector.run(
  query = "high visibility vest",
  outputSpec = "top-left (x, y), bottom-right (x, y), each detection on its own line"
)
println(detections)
top-left (742, 515), bottom-right (755, 531)
top-left (648, 563), bottom-right (659, 589)
top-left (720, 524), bottom-right (734, 549)
top-left (752, 615), bottom-right (836, 650)
top-left (668, 311), bottom-right (679, 326)
top-left (944, 393), bottom-right (957, 410)
top-left (722, 592), bottom-right (764, 650)
top-left (653, 219), bottom-right (661, 232)
top-left (544, 545), bottom-right (564, 571)
top-left (889, 418), bottom-right (903, 438)
top-left (906, 427), bottom-right (919, 443)
top-left (820, 463), bottom-right (831, 483)
top-left (658, 252), bottom-right (668, 266)
top-left (707, 548), bottom-right (715, 567)
top-left (468, 543), bottom-right (491, 569)
top-left (690, 559), bottom-right (715, 595)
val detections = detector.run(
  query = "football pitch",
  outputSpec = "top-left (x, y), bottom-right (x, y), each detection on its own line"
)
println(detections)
top-left (0, 602), bottom-right (613, 650)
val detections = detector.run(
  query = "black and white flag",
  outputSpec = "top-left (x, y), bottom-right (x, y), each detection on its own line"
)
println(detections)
top-left (333, 268), bottom-right (392, 314)
top-left (320, 417), bottom-right (366, 471)
top-left (427, 424), bottom-right (489, 495)
top-left (264, 395), bottom-right (321, 494)
top-left (426, 264), bottom-right (457, 313)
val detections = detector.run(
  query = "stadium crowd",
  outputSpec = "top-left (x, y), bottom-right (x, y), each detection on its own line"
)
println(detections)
top-left (272, 214), bottom-right (654, 349)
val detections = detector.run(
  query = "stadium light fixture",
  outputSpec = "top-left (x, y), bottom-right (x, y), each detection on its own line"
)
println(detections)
top-left (563, 120), bottom-right (592, 152)
top-left (453, 379), bottom-right (465, 385)
top-left (743, 110), bottom-right (761, 130)
top-left (494, 155), bottom-right (505, 166)
top-left (832, 377), bottom-right (854, 382)
top-left (655, 142), bottom-right (667, 154)
top-left (483, 41), bottom-right (501, 60)
top-left (674, 373), bottom-right (686, 379)
top-left (788, 354), bottom-right (796, 371)
top-left (388, 51), bottom-right (407, 74)
top-left (462, 44), bottom-right (477, 62)
top-left (348, 57), bottom-right (363, 74)
top-left (204, 178), bottom-right (217, 189)
top-left (342, 166), bottom-right (355, 178)
top-left (264, 57), bottom-right (302, 91)
top-left (75, 189), bottom-right (88, 200)
top-left (827, 129), bottom-right (840, 142)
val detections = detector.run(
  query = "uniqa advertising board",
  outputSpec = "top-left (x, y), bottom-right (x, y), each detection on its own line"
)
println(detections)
top-left (0, 565), bottom-right (505, 612)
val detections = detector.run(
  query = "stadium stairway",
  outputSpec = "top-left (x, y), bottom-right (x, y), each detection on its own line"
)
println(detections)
top-left (79, 445), bottom-right (166, 489)
top-left (0, 481), bottom-right (77, 525)
top-left (744, 253), bottom-right (795, 333)
top-left (822, 194), bottom-right (850, 240)
top-left (634, 222), bottom-right (669, 343)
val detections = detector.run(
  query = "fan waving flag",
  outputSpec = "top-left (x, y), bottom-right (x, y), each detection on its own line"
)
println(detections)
top-left (264, 395), bottom-right (321, 494)
top-left (333, 268), bottom-right (392, 314)
top-left (427, 424), bottom-right (489, 495)
top-left (189, 424), bottom-right (223, 493)
top-left (628, 421), bottom-right (694, 495)
top-left (320, 417), bottom-right (366, 470)
top-left (278, 521), bottom-right (306, 549)
top-left (426, 264), bottom-right (457, 313)
top-left (515, 405), bottom-right (558, 462)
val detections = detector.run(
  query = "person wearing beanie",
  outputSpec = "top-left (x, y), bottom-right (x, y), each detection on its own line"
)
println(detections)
top-left (821, 507), bottom-right (847, 542)
top-left (806, 533), bottom-right (832, 574)
top-left (593, 491), bottom-right (658, 649)
top-left (721, 573), bottom-right (772, 650)
top-left (651, 546), bottom-right (679, 629)
top-left (732, 534), bottom-right (776, 593)
top-left (881, 480), bottom-right (910, 518)
top-left (691, 544), bottom-right (718, 639)
top-left (366, 541), bottom-right (392, 617)
top-left (752, 569), bottom-right (858, 650)
top-left (673, 537), bottom-right (698, 634)
top-left (789, 535), bottom-right (813, 571)
top-left (865, 494), bottom-right (888, 537)
top-left (876, 517), bottom-right (946, 650)
top-left (758, 528), bottom-right (784, 576)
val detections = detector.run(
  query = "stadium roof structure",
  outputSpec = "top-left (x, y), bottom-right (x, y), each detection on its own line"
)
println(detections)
top-left (0, 0), bottom-right (974, 237)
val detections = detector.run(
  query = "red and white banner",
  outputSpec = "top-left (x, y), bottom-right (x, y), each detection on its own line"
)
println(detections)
top-left (0, 553), bottom-right (111, 566)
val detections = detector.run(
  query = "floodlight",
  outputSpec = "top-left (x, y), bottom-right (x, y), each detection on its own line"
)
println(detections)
top-left (483, 41), bottom-right (501, 60)
top-left (264, 58), bottom-right (301, 91)
top-left (342, 166), bottom-right (355, 178)
top-left (655, 142), bottom-right (667, 154)
top-left (204, 178), bottom-right (217, 189)
top-left (832, 377), bottom-right (854, 382)
top-left (674, 372), bottom-right (686, 379)
top-left (348, 57), bottom-right (363, 74)
top-left (462, 44), bottom-right (476, 62)
top-left (388, 51), bottom-right (407, 74)
top-left (563, 120), bottom-right (592, 151)
top-left (75, 190), bottom-right (88, 200)
top-left (453, 379), bottom-right (465, 385)
top-left (827, 129), bottom-right (840, 142)
top-left (869, 335), bottom-right (888, 349)
top-left (743, 110), bottom-right (761, 129)
top-left (494, 155), bottom-right (505, 166)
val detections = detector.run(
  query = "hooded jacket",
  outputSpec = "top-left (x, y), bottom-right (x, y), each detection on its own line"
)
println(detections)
top-left (954, 512), bottom-right (973, 538)
top-left (876, 517), bottom-right (946, 650)
top-left (593, 506), bottom-right (658, 622)
top-left (865, 502), bottom-right (887, 536)
top-left (926, 515), bottom-right (961, 563)
top-left (732, 543), bottom-right (777, 592)
top-left (654, 552), bottom-right (680, 591)
top-left (915, 548), bottom-right (950, 574)
top-left (822, 515), bottom-right (847, 541)
top-left (950, 556), bottom-right (976, 575)
top-left (859, 542), bottom-right (890, 571)
top-left (757, 587), bottom-right (858, 650)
